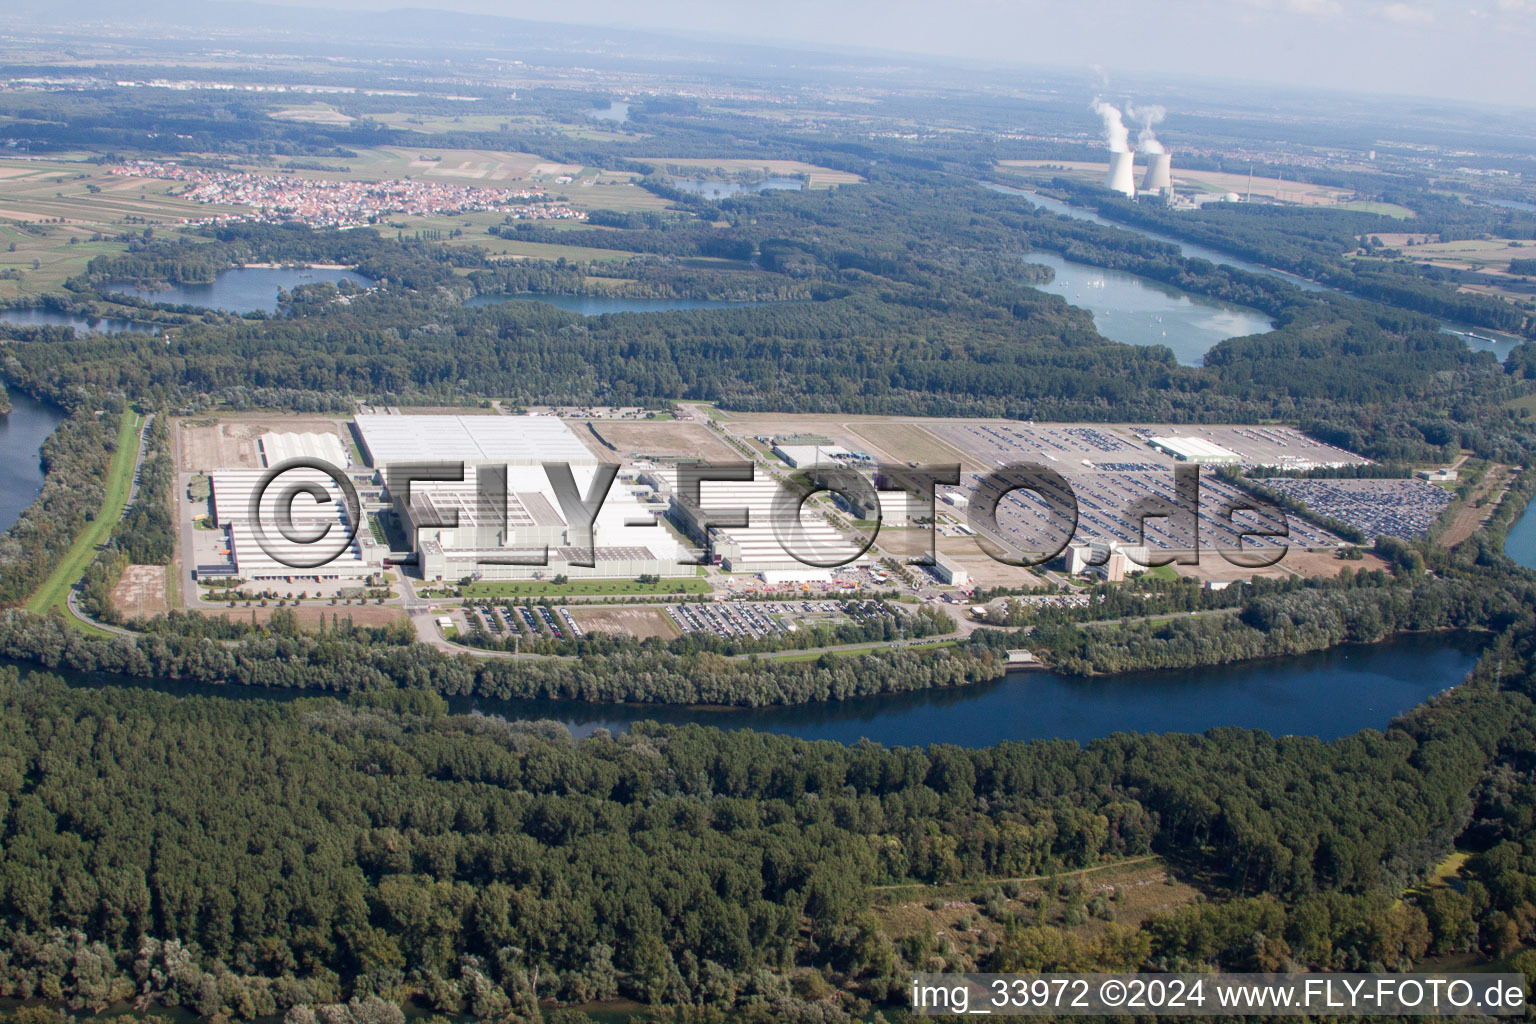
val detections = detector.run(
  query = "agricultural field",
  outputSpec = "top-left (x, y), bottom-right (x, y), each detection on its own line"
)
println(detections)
top-left (366, 110), bottom-right (642, 143)
top-left (654, 158), bottom-right (863, 188)
top-left (227, 146), bottom-right (584, 185)
top-left (0, 158), bottom-right (249, 299)
top-left (998, 159), bottom-right (1362, 207)
top-left (1361, 237), bottom-right (1536, 306)
top-left (384, 212), bottom-right (642, 261)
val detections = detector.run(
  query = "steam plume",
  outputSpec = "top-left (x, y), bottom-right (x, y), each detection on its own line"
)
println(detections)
top-left (1127, 103), bottom-right (1167, 154)
top-left (1091, 99), bottom-right (1129, 153)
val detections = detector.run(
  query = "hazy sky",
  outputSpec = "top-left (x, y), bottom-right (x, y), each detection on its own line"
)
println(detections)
top-left (247, 0), bottom-right (1531, 105)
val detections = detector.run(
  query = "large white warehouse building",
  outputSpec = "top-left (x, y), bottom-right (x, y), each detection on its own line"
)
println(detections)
top-left (356, 414), bottom-right (686, 581)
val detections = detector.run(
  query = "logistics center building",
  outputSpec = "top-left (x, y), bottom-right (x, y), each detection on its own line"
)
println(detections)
top-left (355, 414), bottom-right (687, 581)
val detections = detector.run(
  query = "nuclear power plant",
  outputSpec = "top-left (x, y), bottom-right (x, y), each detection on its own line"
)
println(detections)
top-left (1093, 98), bottom-right (1174, 201)
top-left (1106, 151), bottom-right (1136, 197)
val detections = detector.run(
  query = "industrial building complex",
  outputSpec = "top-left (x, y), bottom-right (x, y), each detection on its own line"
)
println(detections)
top-left (178, 411), bottom-right (1442, 597)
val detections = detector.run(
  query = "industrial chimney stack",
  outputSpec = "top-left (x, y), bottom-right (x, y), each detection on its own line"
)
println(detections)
top-left (1106, 152), bottom-right (1136, 197)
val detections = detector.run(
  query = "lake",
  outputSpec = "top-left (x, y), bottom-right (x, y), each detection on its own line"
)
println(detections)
top-left (108, 266), bottom-right (373, 313)
top-left (467, 292), bottom-right (756, 315)
top-left (0, 387), bottom-right (67, 534)
top-left (671, 177), bottom-right (805, 199)
top-left (987, 183), bottom-right (1336, 294)
top-left (12, 632), bottom-right (1484, 749)
top-left (987, 183), bottom-right (1533, 354)
top-left (0, 307), bottom-right (159, 334)
top-left (1505, 499), bottom-right (1536, 570)
top-left (589, 101), bottom-right (629, 123)
top-left (1024, 251), bottom-right (1273, 364)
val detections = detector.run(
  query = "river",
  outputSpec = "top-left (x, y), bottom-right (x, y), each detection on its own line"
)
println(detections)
top-left (467, 293), bottom-right (757, 315)
top-left (108, 266), bottom-right (373, 313)
top-left (5, 631), bottom-right (1484, 748)
top-left (0, 387), bottom-right (67, 534)
top-left (986, 182), bottom-right (1335, 293)
top-left (987, 183), bottom-right (1529, 356)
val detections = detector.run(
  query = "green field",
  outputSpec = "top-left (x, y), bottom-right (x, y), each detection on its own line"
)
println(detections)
top-left (382, 214), bottom-right (644, 262)
top-left (462, 577), bottom-right (713, 598)
top-left (0, 157), bottom-right (247, 300)
top-left (1337, 200), bottom-right (1416, 219)
top-left (24, 409), bottom-right (141, 624)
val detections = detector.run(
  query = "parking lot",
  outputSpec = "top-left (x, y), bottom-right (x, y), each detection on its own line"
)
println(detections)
top-left (1257, 477), bottom-right (1454, 540)
top-left (925, 422), bottom-right (1343, 554)
top-left (463, 603), bottom-right (586, 642)
top-left (667, 599), bottom-right (897, 640)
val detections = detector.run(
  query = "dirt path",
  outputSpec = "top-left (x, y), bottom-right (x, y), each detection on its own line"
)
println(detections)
top-left (1441, 463), bottom-right (1510, 549)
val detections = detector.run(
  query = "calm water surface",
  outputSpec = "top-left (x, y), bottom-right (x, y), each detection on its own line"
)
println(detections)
top-left (0, 388), bottom-right (67, 533)
top-left (109, 266), bottom-right (373, 313)
top-left (10, 632), bottom-right (1484, 749)
top-left (1024, 251), bottom-right (1273, 364)
top-left (986, 182), bottom-right (1528, 354)
top-left (0, 308), bottom-right (158, 334)
top-left (589, 101), bottom-right (630, 123)
top-left (672, 177), bottom-right (804, 199)
top-left (1505, 500), bottom-right (1536, 570)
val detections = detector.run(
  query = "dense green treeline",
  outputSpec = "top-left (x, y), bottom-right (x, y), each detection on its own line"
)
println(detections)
top-left (0, 400), bottom-right (124, 606)
top-left (0, 619), bottom-right (1532, 1018)
top-left (1041, 179), bottom-right (1535, 335)
top-left (0, 608), bottom-right (1007, 706)
top-left (4, 178), bottom-right (1534, 467)
top-left (460, 602), bottom-right (955, 658)
top-left (980, 542), bottom-right (1529, 676)
top-left (79, 416), bottom-right (175, 623)
top-left (0, 530), bottom-right (1522, 704)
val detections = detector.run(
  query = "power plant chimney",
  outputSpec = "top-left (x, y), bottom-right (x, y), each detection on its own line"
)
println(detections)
top-left (1106, 152), bottom-right (1135, 197)
top-left (1141, 152), bottom-right (1172, 192)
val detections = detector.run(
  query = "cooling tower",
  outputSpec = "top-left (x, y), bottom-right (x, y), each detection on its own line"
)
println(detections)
top-left (1142, 152), bottom-right (1172, 192)
top-left (1106, 152), bottom-right (1135, 197)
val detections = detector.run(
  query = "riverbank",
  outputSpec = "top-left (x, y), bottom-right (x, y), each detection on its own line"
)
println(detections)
top-left (24, 409), bottom-right (141, 622)
top-left (0, 628), bottom-right (1487, 747)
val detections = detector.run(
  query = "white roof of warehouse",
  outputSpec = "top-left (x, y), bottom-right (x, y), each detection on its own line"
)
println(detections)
top-left (228, 522), bottom-right (375, 579)
top-left (1148, 435), bottom-right (1241, 460)
top-left (212, 468), bottom-right (353, 525)
top-left (260, 432), bottom-right (349, 469)
top-left (356, 414), bottom-right (596, 465)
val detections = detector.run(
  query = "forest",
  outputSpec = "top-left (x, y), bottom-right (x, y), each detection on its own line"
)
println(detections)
top-left (5, 72), bottom-right (1536, 1024)
top-left (1035, 179), bottom-right (1536, 336)
top-left (3, 177), bottom-right (1533, 468)
top-left (0, 611), bottom-right (1534, 1021)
